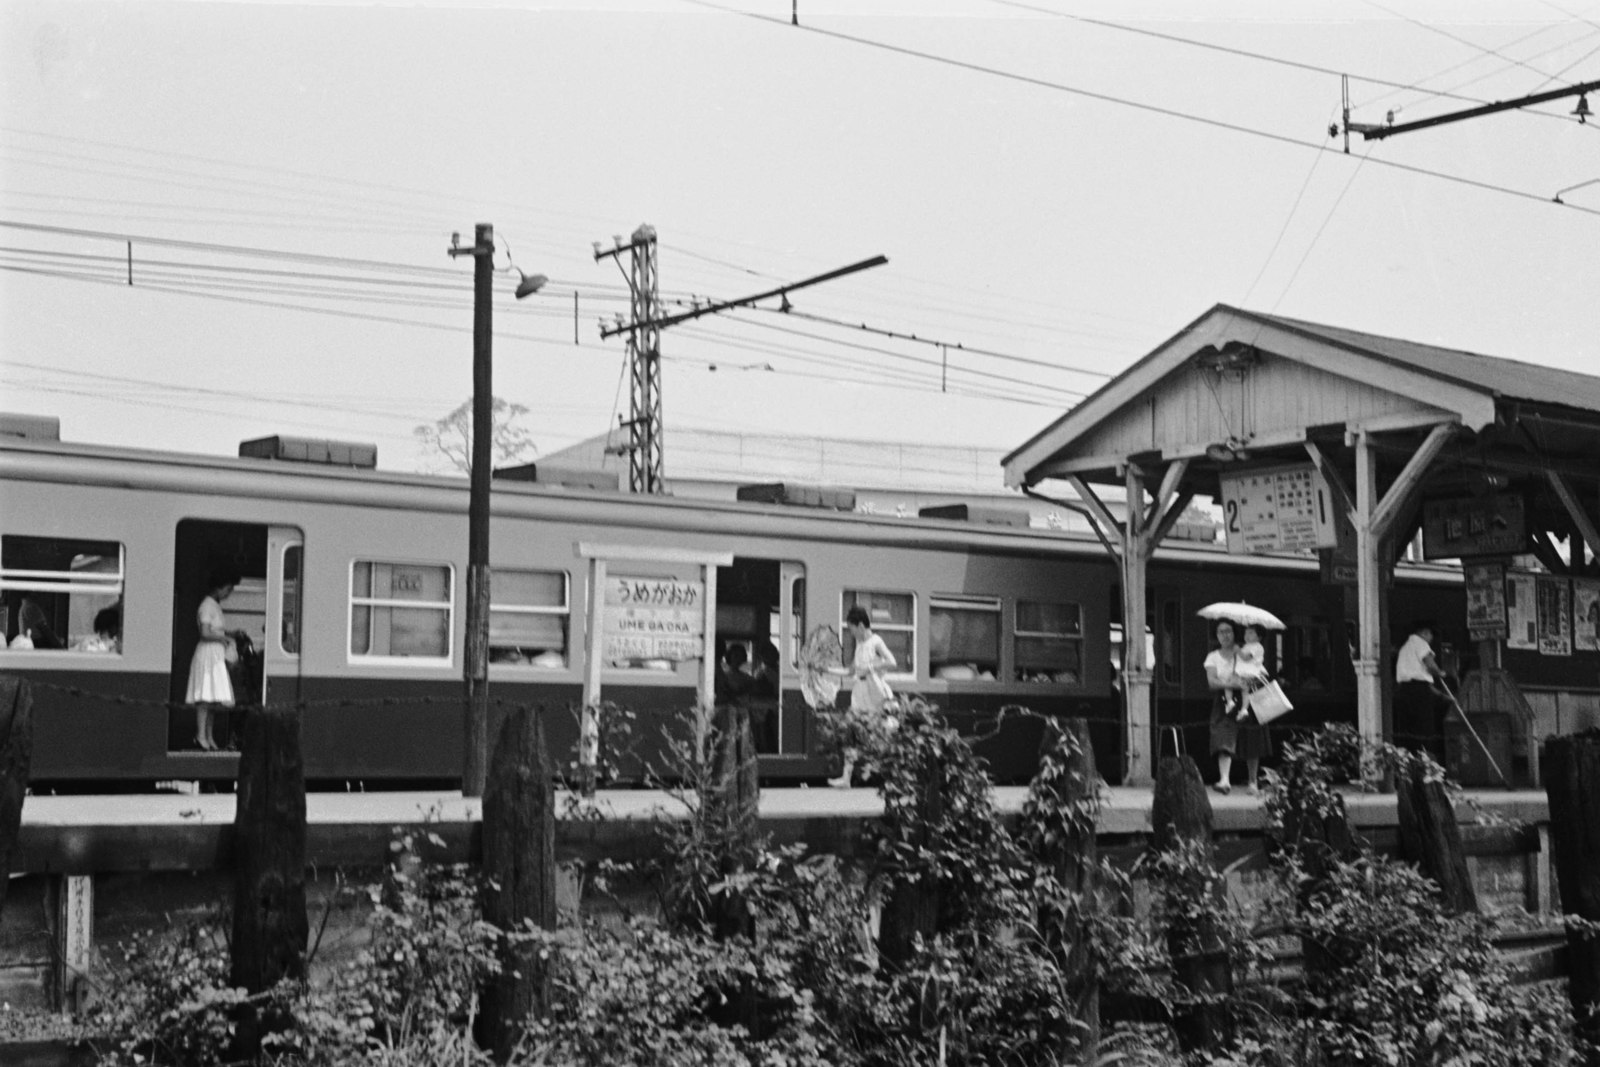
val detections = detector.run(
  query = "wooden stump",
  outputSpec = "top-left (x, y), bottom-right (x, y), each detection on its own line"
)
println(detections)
top-left (0, 675), bottom-right (35, 925)
top-left (1395, 760), bottom-right (1477, 914)
top-left (1149, 755), bottom-right (1230, 1054)
top-left (1031, 718), bottom-right (1099, 1059)
top-left (1543, 732), bottom-right (1600, 1057)
top-left (708, 703), bottom-right (760, 942)
top-left (229, 703), bottom-right (308, 1062)
top-left (478, 705), bottom-right (557, 1063)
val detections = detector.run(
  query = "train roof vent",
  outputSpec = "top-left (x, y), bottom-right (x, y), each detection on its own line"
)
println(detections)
top-left (737, 482), bottom-right (857, 511)
top-left (0, 413), bottom-right (62, 441)
top-left (918, 503), bottom-right (1031, 527)
top-left (239, 435), bottom-right (377, 468)
top-left (494, 462), bottom-right (621, 491)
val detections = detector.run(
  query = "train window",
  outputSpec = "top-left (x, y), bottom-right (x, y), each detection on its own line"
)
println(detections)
top-left (841, 590), bottom-right (915, 678)
top-left (930, 594), bottom-right (1000, 681)
top-left (490, 569), bottom-right (569, 669)
top-left (280, 544), bottom-right (302, 656)
top-left (0, 535), bottom-right (124, 653)
top-left (1015, 599), bottom-right (1082, 684)
top-left (349, 560), bottom-right (452, 661)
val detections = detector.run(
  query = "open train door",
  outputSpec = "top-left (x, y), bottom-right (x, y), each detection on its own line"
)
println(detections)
top-left (262, 527), bottom-right (304, 716)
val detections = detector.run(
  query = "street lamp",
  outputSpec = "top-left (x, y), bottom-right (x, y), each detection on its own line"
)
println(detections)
top-left (447, 222), bottom-right (546, 797)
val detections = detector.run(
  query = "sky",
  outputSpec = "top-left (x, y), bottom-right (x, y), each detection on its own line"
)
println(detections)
top-left (2, 0), bottom-right (1597, 475)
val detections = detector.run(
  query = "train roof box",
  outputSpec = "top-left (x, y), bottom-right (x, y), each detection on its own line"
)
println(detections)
top-left (918, 503), bottom-right (1031, 527)
top-left (494, 462), bottom-right (622, 491)
top-left (737, 482), bottom-right (857, 511)
top-left (0, 413), bottom-right (62, 441)
top-left (239, 435), bottom-right (377, 468)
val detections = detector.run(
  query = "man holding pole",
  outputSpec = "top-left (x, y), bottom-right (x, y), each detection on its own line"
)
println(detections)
top-left (1394, 620), bottom-right (1451, 764)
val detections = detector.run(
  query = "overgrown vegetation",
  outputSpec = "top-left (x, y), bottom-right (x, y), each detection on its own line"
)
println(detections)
top-left (65, 715), bottom-right (1586, 1066)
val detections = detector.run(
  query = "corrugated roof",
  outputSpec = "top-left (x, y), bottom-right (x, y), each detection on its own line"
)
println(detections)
top-left (1258, 310), bottom-right (1600, 414)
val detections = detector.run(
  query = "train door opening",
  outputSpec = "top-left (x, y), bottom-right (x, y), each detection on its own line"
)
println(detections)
top-left (167, 520), bottom-right (301, 753)
top-left (714, 556), bottom-right (805, 757)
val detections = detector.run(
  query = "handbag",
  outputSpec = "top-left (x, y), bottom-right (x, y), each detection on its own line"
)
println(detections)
top-left (1246, 679), bottom-right (1293, 724)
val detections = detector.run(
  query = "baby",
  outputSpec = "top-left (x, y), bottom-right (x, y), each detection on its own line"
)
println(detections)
top-left (1234, 625), bottom-right (1268, 719)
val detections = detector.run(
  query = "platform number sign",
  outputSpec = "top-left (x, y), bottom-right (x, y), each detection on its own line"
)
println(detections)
top-left (1219, 464), bottom-right (1337, 554)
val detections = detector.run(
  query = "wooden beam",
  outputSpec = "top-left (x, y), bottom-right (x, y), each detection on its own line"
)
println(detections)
top-left (1066, 475), bottom-right (1124, 552)
top-left (1547, 471), bottom-right (1600, 569)
top-left (1146, 488), bottom-right (1197, 560)
top-left (1528, 530), bottom-right (1568, 576)
top-left (1371, 422), bottom-right (1455, 540)
top-left (1304, 441), bottom-right (1357, 527)
top-left (1146, 458), bottom-right (1190, 530)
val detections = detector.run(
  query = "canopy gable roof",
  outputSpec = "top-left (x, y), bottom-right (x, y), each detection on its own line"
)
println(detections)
top-left (1004, 304), bottom-right (1596, 488)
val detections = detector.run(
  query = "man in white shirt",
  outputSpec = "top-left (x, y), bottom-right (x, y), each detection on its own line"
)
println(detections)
top-left (1394, 620), bottom-right (1450, 762)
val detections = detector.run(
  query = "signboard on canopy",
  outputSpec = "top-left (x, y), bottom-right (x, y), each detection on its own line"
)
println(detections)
top-left (1421, 494), bottom-right (1526, 560)
top-left (1218, 464), bottom-right (1338, 554)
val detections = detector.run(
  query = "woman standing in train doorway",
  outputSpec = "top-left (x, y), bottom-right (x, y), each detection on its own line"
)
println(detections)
top-left (186, 567), bottom-right (240, 751)
top-left (831, 604), bottom-right (897, 787)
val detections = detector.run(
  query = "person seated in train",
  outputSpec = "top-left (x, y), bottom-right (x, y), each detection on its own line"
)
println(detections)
top-left (715, 642), bottom-right (754, 712)
top-left (11, 600), bottom-right (63, 650)
top-left (73, 604), bottom-right (122, 653)
top-left (750, 638), bottom-right (780, 700)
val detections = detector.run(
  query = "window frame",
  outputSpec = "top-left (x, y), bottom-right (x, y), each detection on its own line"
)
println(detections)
top-left (279, 541), bottom-right (303, 659)
top-left (0, 535), bottom-right (126, 656)
top-left (1014, 597), bottom-right (1085, 687)
top-left (489, 567), bottom-right (573, 672)
top-left (929, 592), bottom-right (1002, 682)
top-left (841, 588), bottom-right (917, 682)
top-left (347, 557), bottom-right (455, 666)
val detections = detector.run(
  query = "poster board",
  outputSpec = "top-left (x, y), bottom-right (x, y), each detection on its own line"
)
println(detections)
top-left (1505, 571), bottom-right (1538, 650)
top-left (1575, 579), bottom-right (1600, 653)
top-left (1463, 563), bottom-right (1508, 642)
top-left (1536, 575), bottom-right (1572, 657)
top-left (1218, 464), bottom-right (1337, 554)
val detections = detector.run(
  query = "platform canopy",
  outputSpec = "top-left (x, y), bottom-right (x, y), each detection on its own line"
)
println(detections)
top-left (1004, 303), bottom-right (1600, 784)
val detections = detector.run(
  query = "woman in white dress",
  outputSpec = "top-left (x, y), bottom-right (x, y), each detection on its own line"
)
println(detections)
top-left (830, 604), bottom-right (897, 787)
top-left (186, 568), bottom-right (239, 751)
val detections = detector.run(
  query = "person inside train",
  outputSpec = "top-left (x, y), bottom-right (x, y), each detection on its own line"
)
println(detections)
top-left (715, 641), bottom-right (754, 712)
top-left (74, 604), bottom-right (122, 653)
top-left (10, 599), bottom-right (63, 650)
top-left (186, 567), bottom-right (241, 751)
top-left (749, 637), bottom-right (782, 752)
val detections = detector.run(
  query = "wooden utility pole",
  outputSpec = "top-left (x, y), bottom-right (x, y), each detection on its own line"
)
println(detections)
top-left (450, 223), bottom-right (495, 797)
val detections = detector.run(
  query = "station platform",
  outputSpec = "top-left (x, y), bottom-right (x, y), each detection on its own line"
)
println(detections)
top-left (8, 784), bottom-right (1552, 876)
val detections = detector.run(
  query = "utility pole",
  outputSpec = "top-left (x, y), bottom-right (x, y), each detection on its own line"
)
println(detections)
top-left (448, 223), bottom-right (494, 797)
top-left (595, 227), bottom-right (888, 493)
top-left (595, 225), bottom-right (664, 494)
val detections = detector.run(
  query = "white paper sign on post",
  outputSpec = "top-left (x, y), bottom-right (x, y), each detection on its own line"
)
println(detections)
top-left (1219, 464), bottom-right (1338, 554)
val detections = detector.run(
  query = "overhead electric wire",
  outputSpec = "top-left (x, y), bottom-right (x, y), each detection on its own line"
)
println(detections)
top-left (994, 0), bottom-right (1593, 125)
top-left (745, 305), bottom-right (1113, 380)
top-left (1269, 148), bottom-right (1373, 311)
top-left (1238, 118), bottom-right (1333, 309)
top-left (700, 2), bottom-right (1600, 221)
top-left (1361, 0), bottom-right (1588, 87)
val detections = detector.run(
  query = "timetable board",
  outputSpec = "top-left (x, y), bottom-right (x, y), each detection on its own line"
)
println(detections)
top-left (1219, 464), bottom-right (1337, 554)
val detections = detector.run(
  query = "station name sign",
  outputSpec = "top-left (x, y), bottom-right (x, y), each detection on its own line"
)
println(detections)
top-left (1218, 464), bottom-right (1338, 554)
top-left (602, 576), bottom-right (705, 662)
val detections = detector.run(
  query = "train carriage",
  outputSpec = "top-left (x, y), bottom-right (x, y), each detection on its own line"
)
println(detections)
top-left (0, 427), bottom-right (1466, 790)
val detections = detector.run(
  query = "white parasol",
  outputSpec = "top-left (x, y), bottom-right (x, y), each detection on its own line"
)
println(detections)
top-left (1197, 602), bottom-right (1286, 631)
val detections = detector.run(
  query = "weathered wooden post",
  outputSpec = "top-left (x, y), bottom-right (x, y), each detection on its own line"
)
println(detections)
top-left (229, 702), bottom-right (308, 1061)
top-left (0, 674), bottom-right (34, 923)
top-left (878, 725), bottom-right (943, 970)
top-left (1027, 717), bottom-right (1099, 1059)
top-left (1543, 731), bottom-right (1600, 1058)
top-left (707, 702), bottom-right (760, 942)
top-left (478, 704), bottom-right (557, 1063)
top-left (1395, 758), bottom-right (1477, 914)
top-left (1149, 755), bottom-right (1229, 1053)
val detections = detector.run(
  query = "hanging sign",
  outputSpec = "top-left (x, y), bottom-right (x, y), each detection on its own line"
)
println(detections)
top-left (1421, 494), bottom-right (1526, 560)
top-left (1575, 579), bottom-right (1600, 653)
top-left (1463, 562), bottom-right (1508, 642)
top-left (1537, 575), bottom-right (1572, 657)
top-left (1505, 571), bottom-right (1538, 650)
top-left (602, 576), bottom-right (705, 662)
top-left (1218, 464), bottom-right (1337, 554)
